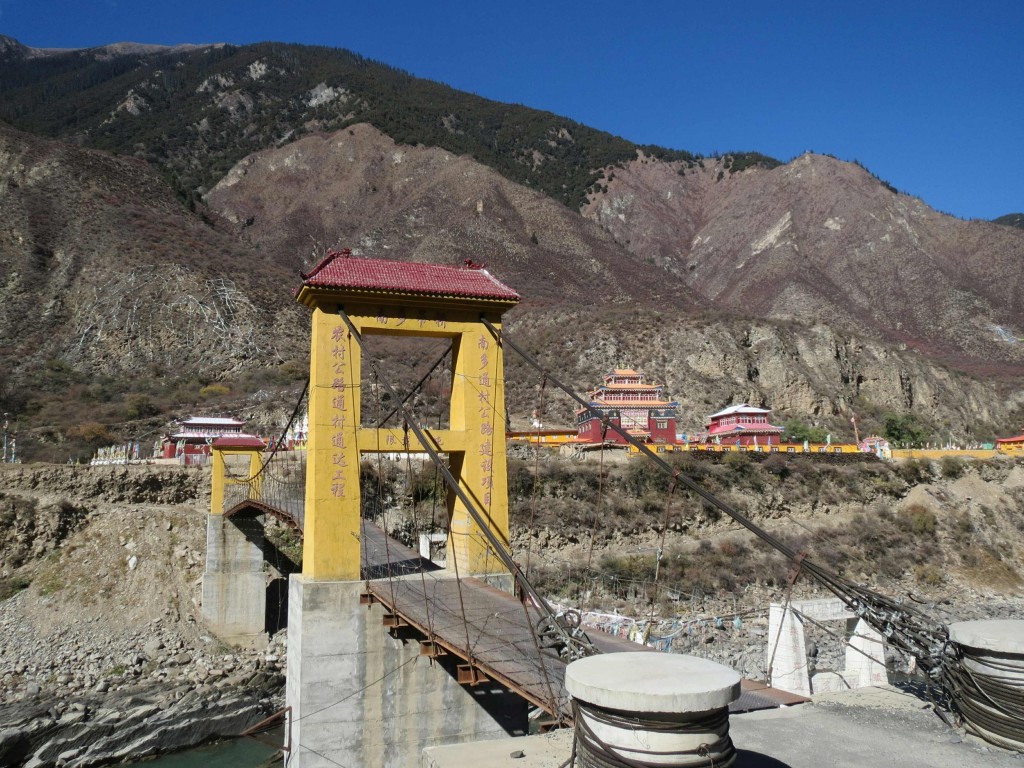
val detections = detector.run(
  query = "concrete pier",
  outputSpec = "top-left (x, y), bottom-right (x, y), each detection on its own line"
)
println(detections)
top-left (200, 514), bottom-right (267, 647)
top-left (285, 575), bottom-right (528, 768)
top-left (565, 652), bottom-right (741, 766)
top-left (767, 598), bottom-right (887, 696)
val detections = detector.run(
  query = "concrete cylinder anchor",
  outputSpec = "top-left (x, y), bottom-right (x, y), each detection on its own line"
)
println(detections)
top-left (947, 619), bottom-right (1024, 752)
top-left (565, 652), bottom-right (741, 767)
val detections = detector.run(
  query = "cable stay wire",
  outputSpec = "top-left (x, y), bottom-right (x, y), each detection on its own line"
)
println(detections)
top-left (238, 377), bottom-right (310, 494)
top-left (481, 317), bottom-right (951, 678)
top-left (374, 342), bottom-right (452, 428)
top-left (336, 309), bottom-right (598, 662)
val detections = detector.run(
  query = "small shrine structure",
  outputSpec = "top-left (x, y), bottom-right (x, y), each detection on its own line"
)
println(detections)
top-left (576, 368), bottom-right (679, 445)
top-left (700, 404), bottom-right (783, 447)
top-left (996, 432), bottom-right (1024, 454)
top-left (859, 435), bottom-right (892, 460)
top-left (160, 416), bottom-right (260, 464)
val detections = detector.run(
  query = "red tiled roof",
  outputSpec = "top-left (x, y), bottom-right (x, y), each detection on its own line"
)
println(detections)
top-left (212, 435), bottom-right (267, 449)
top-left (597, 383), bottom-right (662, 391)
top-left (996, 435), bottom-right (1024, 444)
top-left (707, 423), bottom-right (783, 436)
top-left (300, 252), bottom-right (519, 302)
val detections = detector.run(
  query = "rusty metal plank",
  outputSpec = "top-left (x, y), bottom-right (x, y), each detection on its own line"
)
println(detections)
top-left (419, 640), bottom-right (447, 658)
top-left (457, 664), bottom-right (488, 685)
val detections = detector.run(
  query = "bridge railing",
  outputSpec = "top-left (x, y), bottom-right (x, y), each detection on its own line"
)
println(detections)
top-left (221, 450), bottom-right (307, 530)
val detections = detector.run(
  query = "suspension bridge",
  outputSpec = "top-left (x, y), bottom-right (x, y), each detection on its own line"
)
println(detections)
top-left (198, 251), bottom-right (1020, 767)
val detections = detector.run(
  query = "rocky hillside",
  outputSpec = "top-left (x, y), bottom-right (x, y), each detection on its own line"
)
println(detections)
top-left (204, 123), bottom-right (689, 307)
top-left (506, 451), bottom-right (1024, 602)
top-left (502, 309), bottom-right (1024, 437)
top-left (0, 123), bottom-right (310, 460)
top-left (582, 152), bottom-right (1024, 374)
top-left (0, 37), bottom-right (700, 210)
top-left (1, 37), bottom-right (1023, 459)
top-left (0, 122), bottom-right (305, 377)
top-left (202, 125), bottom-right (1024, 439)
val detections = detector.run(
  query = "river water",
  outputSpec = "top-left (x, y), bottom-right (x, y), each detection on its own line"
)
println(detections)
top-left (124, 737), bottom-right (281, 767)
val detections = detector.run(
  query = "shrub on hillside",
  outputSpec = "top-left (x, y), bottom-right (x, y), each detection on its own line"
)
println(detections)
top-left (940, 456), bottom-right (966, 479)
top-left (899, 503), bottom-right (938, 535)
top-left (123, 393), bottom-right (158, 419)
top-left (897, 458), bottom-right (932, 485)
top-left (761, 453), bottom-right (790, 478)
top-left (198, 383), bottom-right (231, 398)
top-left (67, 421), bottom-right (114, 445)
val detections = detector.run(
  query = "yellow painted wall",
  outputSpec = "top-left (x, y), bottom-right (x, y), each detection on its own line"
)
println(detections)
top-left (891, 449), bottom-right (998, 460)
top-left (624, 442), bottom-right (862, 456)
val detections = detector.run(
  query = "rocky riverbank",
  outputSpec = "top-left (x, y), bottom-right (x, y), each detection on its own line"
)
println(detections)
top-left (2, 457), bottom-right (1023, 765)
top-left (0, 464), bottom-right (286, 767)
top-left (0, 593), bottom-right (286, 767)
top-left (0, 637), bottom-right (283, 766)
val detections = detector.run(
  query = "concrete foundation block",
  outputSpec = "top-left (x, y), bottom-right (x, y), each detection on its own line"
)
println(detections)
top-left (845, 618), bottom-right (887, 688)
top-left (767, 602), bottom-right (888, 697)
top-left (767, 603), bottom-right (811, 697)
top-left (201, 514), bottom-right (267, 645)
top-left (286, 575), bottom-right (527, 768)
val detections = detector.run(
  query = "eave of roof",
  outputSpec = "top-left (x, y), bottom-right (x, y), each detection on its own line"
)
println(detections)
top-left (296, 251), bottom-right (520, 307)
top-left (597, 383), bottom-right (663, 391)
top-left (708, 404), bottom-right (772, 419)
top-left (707, 424), bottom-right (783, 435)
top-left (179, 417), bottom-right (245, 425)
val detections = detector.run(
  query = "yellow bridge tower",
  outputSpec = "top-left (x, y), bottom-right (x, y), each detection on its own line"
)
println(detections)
top-left (294, 250), bottom-right (520, 583)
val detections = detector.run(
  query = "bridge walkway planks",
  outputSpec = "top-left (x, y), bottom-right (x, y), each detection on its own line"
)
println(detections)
top-left (358, 521), bottom-right (650, 720)
top-left (268, 516), bottom-right (804, 720)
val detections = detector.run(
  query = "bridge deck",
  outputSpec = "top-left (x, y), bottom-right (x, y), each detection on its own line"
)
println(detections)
top-left (368, 574), bottom-right (572, 716)
top-left (242, 513), bottom-right (801, 719)
top-left (358, 523), bottom-right (647, 719)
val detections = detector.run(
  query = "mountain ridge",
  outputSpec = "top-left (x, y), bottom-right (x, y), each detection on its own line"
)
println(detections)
top-left (1, 37), bottom-right (1024, 460)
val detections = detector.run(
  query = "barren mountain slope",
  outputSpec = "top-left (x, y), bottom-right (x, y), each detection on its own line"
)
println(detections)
top-left (583, 153), bottom-right (1024, 373)
top-left (205, 127), bottom-right (1024, 438)
top-left (503, 309), bottom-right (1024, 437)
top-left (0, 123), bottom-right (307, 380)
top-left (205, 123), bottom-right (695, 308)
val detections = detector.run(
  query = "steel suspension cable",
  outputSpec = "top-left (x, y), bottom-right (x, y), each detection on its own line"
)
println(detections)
top-left (482, 317), bottom-right (949, 674)
top-left (336, 309), bottom-right (596, 661)
top-left (585, 430), bottom-right (608, 574)
top-left (374, 343), bottom-right (452, 428)
top-left (524, 375), bottom-right (548, 577)
top-left (648, 472), bottom-right (679, 630)
top-left (372, 373), bottom-right (399, 612)
top-left (403, 424), bottom-right (441, 658)
top-left (245, 377), bottom-right (310, 489)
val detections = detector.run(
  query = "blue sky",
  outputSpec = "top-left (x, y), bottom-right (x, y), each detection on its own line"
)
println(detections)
top-left (2, 0), bottom-right (1021, 220)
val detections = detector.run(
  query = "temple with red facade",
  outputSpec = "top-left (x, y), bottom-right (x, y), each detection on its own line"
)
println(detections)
top-left (160, 416), bottom-right (264, 465)
top-left (576, 369), bottom-right (679, 445)
top-left (699, 404), bottom-right (783, 446)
